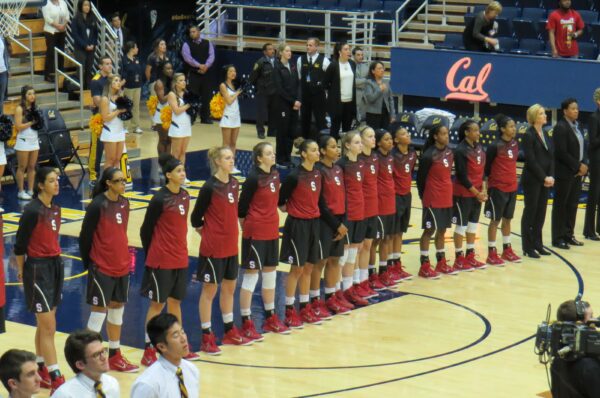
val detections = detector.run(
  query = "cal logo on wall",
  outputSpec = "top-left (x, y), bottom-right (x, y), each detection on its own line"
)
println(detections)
top-left (444, 57), bottom-right (492, 102)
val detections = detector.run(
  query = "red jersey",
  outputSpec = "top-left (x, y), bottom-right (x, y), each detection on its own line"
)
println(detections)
top-left (278, 166), bottom-right (322, 219)
top-left (375, 150), bottom-right (396, 216)
top-left (417, 145), bottom-right (454, 208)
top-left (392, 147), bottom-right (417, 196)
top-left (453, 140), bottom-right (486, 198)
top-left (141, 187), bottom-right (190, 269)
top-left (316, 162), bottom-right (345, 216)
top-left (486, 137), bottom-right (519, 192)
top-left (191, 175), bottom-right (239, 258)
top-left (338, 156), bottom-right (364, 221)
top-left (358, 152), bottom-right (379, 217)
top-left (547, 9), bottom-right (584, 57)
top-left (15, 199), bottom-right (61, 258)
top-left (239, 166), bottom-right (280, 240)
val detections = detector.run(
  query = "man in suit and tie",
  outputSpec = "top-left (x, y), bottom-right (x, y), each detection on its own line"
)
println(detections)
top-left (552, 98), bottom-right (588, 249)
top-left (584, 89), bottom-right (600, 240)
top-left (111, 13), bottom-right (130, 71)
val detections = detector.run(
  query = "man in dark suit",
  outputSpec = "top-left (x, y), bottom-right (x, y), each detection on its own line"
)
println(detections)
top-left (552, 98), bottom-right (588, 249)
top-left (0, 36), bottom-right (10, 114)
top-left (110, 13), bottom-right (131, 72)
top-left (584, 88), bottom-right (600, 240)
top-left (249, 43), bottom-right (277, 139)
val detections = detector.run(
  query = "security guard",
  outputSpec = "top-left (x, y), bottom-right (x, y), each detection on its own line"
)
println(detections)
top-left (249, 43), bottom-right (277, 139)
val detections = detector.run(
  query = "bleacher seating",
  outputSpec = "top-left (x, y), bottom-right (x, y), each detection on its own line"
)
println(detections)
top-left (578, 41), bottom-right (599, 58)
top-left (435, 33), bottom-right (464, 50)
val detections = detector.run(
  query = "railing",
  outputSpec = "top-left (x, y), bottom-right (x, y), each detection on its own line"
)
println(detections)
top-left (7, 15), bottom-right (34, 86)
top-left (196, 0), bottom-right (227, 38)
top-left (398, 0), bottom-right (430, 45)
top-left (54, 48), bottom-right (84, 129)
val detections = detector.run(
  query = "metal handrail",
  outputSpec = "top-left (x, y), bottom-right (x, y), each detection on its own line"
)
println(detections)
top-left (6, 15), bottom-right (34, 86)
top-left (54, 47), bottom-right (84, 129)
top-left (398, 0), bottom-right (429, 44)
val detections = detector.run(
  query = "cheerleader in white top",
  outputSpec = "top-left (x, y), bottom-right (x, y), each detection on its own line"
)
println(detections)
top-left (100, 75), bottom-right (127, 170)
top-left (152, 61), bottom-right (173, 156)
top-left (219, 65), bottom-right (242, 170)
top-left (167, 73), bottom-right (192, 164)
top-left (14, 86), bottom-right (40, 201)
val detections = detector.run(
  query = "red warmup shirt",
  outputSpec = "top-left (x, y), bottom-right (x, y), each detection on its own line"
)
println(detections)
top-left (238, 166), bottom-right (280, 240)
top-left (375, 150), bottom-right (396, 216)
top-left (191, 175), bottom-right (240, 258)
top-left (141, 187), bottom-right (190, 269)
top-left (316, 162), bottom-right (345, 216)
top-left (278, 165), bottom-right (322, 219)
top-left (417, 145), bottom-right (454, 208)
top-left (453, 140), bottom-right (486, 198)
top-left (547, 8), bottom-right (584, 57)
top-left (338, 156), bottom-right (365, 221)
top-left (15, 199), bottom-right (62, 258)
top-left (486, 137), bottom-right (519, 192)
top-left (392, 147), bottom-right (417, 196)
top-left (358, 152), bottom-right (379, 218)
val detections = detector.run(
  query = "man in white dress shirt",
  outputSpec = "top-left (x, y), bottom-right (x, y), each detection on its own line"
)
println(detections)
top-left (53, 329), bottom-right (120, 398)
top-left (131, 313), bottom-right (200, 398)
top-left (0, 349), bottom-right (41, 398)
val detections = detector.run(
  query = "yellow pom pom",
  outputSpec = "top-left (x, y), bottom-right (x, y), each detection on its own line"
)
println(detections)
top-left (210, 93), bottom-right (225, 120)
top-left (6, 125), bottom-right (17, 148)
top-left (89, 113), bottom-right (103, 137)
top-left (160, 105), bottom-right (172, 131)
top-left (146, 95), bottom-right (158, 116)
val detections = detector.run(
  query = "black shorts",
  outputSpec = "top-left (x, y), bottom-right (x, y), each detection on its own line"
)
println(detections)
top-left (140, 267), bottom-right (188, 303)
top-left (23, 257), bottom-right (64, 313)
top-left (393, 193), bottom-right (412, 234)
top-left (452, 196), bottom-right (482, 226)
top-left (364, 216), bottom-right (378, 240)
top-left (344, 219), bottom-right (366, 244)
top-left (422, 207), bottom-right (453, 230)
top-left (320, 217), bottom-right (345, 258)
top-left (241, 238), bottom-right (279, 270)
top-left (279, 216), bottom-right (321, 266)
top-left (376, 214), bottom-right (395, 239)
top-left (198, 255), bottom-right (239, 284)
top-left (86, 265), bottom-right (130, 307)
top-left (484, 188), bottom-right (517, 221)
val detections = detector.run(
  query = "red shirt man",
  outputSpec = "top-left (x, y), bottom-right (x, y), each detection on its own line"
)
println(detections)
top-left (547, 0), bottom-right (584, 58)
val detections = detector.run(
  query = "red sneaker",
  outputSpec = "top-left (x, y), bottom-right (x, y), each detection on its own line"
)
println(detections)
top-left (486, 248), bottom-right (505, 267)
top-left (501, 246), bottom-right (522, 263)
top-left (378, 269), bottom-right (397, 287)
top-left (284, 307), bottom-right (304, 329)
top-left (222, 326), bottom-right (253, 346)
top-left (435, 258), bottom-right (458, 275)
top-left (38, 366), bottom-right (51, 389)
top-left (200, 332), bottom-right (222, 355)
top-left (418, 261), bottom-right (440, 280)
top-left (242, 319), bottom-right (264, 342)
top-left (396, 263), bottom-right (414, 281)
top-left (453, 255), bottom-right (474, 272)
top-left (312, 299), bottom-right (333, 320)
top-left (466, 252), bottom-right (485, 269)
top-left (263, 313), bottom-right (291, 334)
top-left (344, 287), bottom-right (370, 306)
top-left (358, 280), bottom-right (378, 298)
top-left (50, 375), bottom-right (65, 395)
top-left (300, 304), bottom-right (323, 325)
top-left (335, 290), bottom-right (355, 310)
top-left (184, 351), bottom-right (201, 361)
top-left (369, 273), bottom-right (387, 291)
top-left (109, 350), bottom-right (139, 373)
top-left (326, 295), bottom-right (351, 315)
top-left (141, 346), bottom-right (158, 366)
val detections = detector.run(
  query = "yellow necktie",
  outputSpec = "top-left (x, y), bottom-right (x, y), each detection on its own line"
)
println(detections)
top-left (94, 381), bottom-right (106, 398)
top-left (176, 367), bottom-right (188, 398)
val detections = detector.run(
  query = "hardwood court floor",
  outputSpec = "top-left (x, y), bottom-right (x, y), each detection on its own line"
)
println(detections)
top-left (1, 117), bottom-right (597, 397)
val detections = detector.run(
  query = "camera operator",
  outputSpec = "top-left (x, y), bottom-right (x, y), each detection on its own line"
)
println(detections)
top-left (551, 299), bottom-right (600, 398)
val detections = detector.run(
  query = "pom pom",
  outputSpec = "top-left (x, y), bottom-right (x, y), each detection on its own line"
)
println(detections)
top-left (0, 114), bottom-right (14, 142)
top-left (146, 95), bottom-right (158, 116)
top-left (210, 92), bottom-right (225, 120)
top-left (183, 91), bottom-right (201, 124)
top-left (116, 96), bottom-right (133, 121)
top-left (89, 113), bottom-right (103, 137)
top-left (29, 108), bottom-right (45, 131)
top-left (160, 105), bottom-right (172, 130)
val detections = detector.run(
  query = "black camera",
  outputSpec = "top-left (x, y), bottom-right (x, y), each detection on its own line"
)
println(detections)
top-left (536, 321), bottom-right (600, 362)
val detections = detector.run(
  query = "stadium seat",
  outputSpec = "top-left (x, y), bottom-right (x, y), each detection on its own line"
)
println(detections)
top-left (420, 115), bottom-right (451, 147)
top-left (593, 0), bottom-right (600, 11)
top-left (464, 13), bottom-right (475, 28)
top-left (572, 0), bottom-right (592, 10)
top-left (542, 0), bottom-right (558, 9)
top-left (374, 11), bottom-right (395, 43)
top-left (536, 40), bottom-right (553, 56)
top-left (383, 0), bottom-right (404, 11)
top-left (498, 0), bottom-right (518, 7)
top-left (536, 20), bottom-right (549, 41)
top-left (435, 33), bottom-right (464, 49)
top-left (293, 0), bottom-right (317, 8)
top-left (520, 0), bottom-right (542, 7)
top-left (449, 117), bottom-right (470, 143)
top-left (318, 0), bottom-right (341, 9)
top-left (395, 112), bottom-right (419, 137)
top-left (501, 6), bottom-right (522, 19)
top-left (579, 10), bottom-right (598, 23)
top-left (590, 22), bottom-right (600, 42)
top-left (495, 18), bottom-right (513, 37)
top-left (253, 0), bottom-right (274, 5)
top-left (511, 38), bottom-right (544, 53)
top-left (362, 0), bottom-right (383, 10)
top-left (521, 7), bottom-right (546, 20)
top-left (497, 36), bottom-right (518, 51)
top-left (512, 19), bottom-right (539, 39)
top-left (472, 5), bottom-right (486, 14)
top-left (480, 119), bottom-right (499, 147)
top-left (578, 41), bottom-right (598, 58)
top-left (339, 0), bottom-right (361, 10)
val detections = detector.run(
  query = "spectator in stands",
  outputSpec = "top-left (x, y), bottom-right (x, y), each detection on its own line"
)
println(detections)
top-left (0, 349), bottom-right (41, 398)
top-left (325, 42), bottom-right (356, 139)
top-left (363, 61), bottom-right (395, 130)
top-left (353, 46), bottom-right (369, 122)
top-left (181, 25), bottom-right (215, 125)
top-left (14, 86), bottom-right (40, 201)
top-left (462, 1), bottom-right (502, 52)
top-left (110, 13), bottom-right (130, 55)
top-left (42, 0), bottom-right (70, 83)
top-left (249, 43), bottom-right (277, 139)
top-left (122, 41), bottom-right (144, 134)
top-left (89, 56), bottom-right (113, 187)
top-left (552, 98), bottom-right (587, 249)
top-left (297, 37), bottom-right (329, 140)
top-left (521, 104), bottom-right (554, 258)
top-left (146, 38), bottom-right (170, 101)
top-left (584, 88), bottom-right (600, 240)
top-left (547, 0), bottom-right (584, 58)
top-left (71, 0), bottom-right (97, 90)
top-left (0, 35), bottom-right (10, 113)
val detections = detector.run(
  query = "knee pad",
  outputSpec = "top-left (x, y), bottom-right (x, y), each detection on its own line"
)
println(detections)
top-left (87, 311), bottom-right (106, 333)
top-left (338, 249), bottom-right (349, 266)
top-left (261, 271), bottom-right (276, 290)
top-left (454, 225), bottom-right (467, 237)
top-left (347, 248), bottom-right (358, 264)
top-left (107, 307), bottom-right (124, 326)
top-left (241, 272), bottom-right (259, 292)
top-left (467, 222), bottom-right (479, 234)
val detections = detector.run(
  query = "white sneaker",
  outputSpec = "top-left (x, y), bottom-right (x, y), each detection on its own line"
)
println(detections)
top-left (18, 191), bottom-right (32, 200)
top-left (134, 128), bottom-right (143, 134)
top-left (232, 167), bottom-right (241, 174)
top-left (27, 190), bottom-right (33, 197)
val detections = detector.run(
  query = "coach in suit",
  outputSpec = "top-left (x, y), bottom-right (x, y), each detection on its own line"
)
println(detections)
top-left (325, 42), bottom-right (356, 139)
top-left (182, 24), bottom-right (215, 124)
top-left (249, 43), bottom-right (277, 139)
top-left (297, 37), bottom-right (329, 140)
top-left (584, 89), bottom-right (600, 240)
top-left (552, 98), bottom-right (588, 249)
top-left (0, 36), bottom-right (10, 114)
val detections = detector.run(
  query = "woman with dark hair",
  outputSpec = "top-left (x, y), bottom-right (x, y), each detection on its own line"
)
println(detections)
top-left (122, 40), bottom-right (144, 134)
top-left (152, 61), bottom-right (174, 156)
top-left (15, 167), bottom-right (64, 392)
top-left (417, 124), bottom-right (455, 279)
top-left (79, 167), bottom-right (139, 374)
top-left (324, 42), bottom-right (356, 139)
top-left (145, 38), bottom-right (170, 95)
top-left (167, 73), bottom-right (192, 167)
top-left (363, 61), bottom-right (395, 130)
top-left (100, 75), bottom-right (127, 170)
top-left (219, 65), bottom-right (242, 172)
top-left (70, 0), bottom-right (97, 89)
top-left (14, 86), bottom-right (40, 201)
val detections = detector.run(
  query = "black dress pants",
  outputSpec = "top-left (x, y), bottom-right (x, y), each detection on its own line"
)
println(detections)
top-left (521, 180), bottom-right (550, 252)
top-left (584, 163), bottom-right (600, 236)
top-left (301, 91), bottom-right (326, 140)
top-left (329, 101), bottom-right (355, 139)
top-left (552, 175), bottom-right (582, 243)
top-left (44, 31), bottom-right (66, 79)
top-left (188, 71), bottom-right (212, 122)
top-left (275, 102), bottom-right (297, 164)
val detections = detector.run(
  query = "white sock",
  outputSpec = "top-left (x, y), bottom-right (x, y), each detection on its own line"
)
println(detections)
top-left (503, 236), bottom-right (511, 244)
top-left (201, 322), bottom-right (212, 330)
top-left (393, 252), bottom-right (401, 258)
top-left (343, 276), bottom-right (353, 291)
top-left (222, 312), bottom-right (234, 323)
top-left (436, 249), bottom-right (445, 254)
top-left (420, 250), bottom-right (429, 256)
top-left (379, 261), bottom-right (386, 267)
top-left (455, 244), bottom-right (463, 252)
top-left (488, 241), bottom-right (496, 248)
top-left (335, 282), bottom-right (341, 291)
top-left (144, 333), bottom-right (150, 343)
top-left (36, 356), bottom-right (44, 364)
top-left (466, 243), bottom-right (475, 250)
top-left (108, 340), bottom-right (120, 350)
top-left (368, 264), bottom-right (375, 270)
top-left (264, 302), bottom-right (275, 311)
top-left (309, 289), bottom-right (320, 299)
top-left (285, 296), bottom-right (295, 306)
top-left (324, 287), bottom-right (336, 294)
top-left (299, 294), bottom-right (309, 303)
top-left (47, 364), bottom-right (60, 372)
top-left (241, 308), bottom-right (251, 317)
top-left (359, 269), bottom-right (369, 282)
top-left (353, 269), bottom-right (360, 284)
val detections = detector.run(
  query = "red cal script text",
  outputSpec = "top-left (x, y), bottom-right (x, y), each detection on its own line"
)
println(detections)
top-left (445, 57), bottom-right (492, 102)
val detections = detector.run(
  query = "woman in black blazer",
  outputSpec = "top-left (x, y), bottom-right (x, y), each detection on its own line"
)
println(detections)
top-left (521, 104), bottom-right (555, 258)
top-left (325, 42), bottom-right (356, 139)
top-left (272, 43), bottom-right (301, 167)
top-left (70, 0), bottom-right (97, 89)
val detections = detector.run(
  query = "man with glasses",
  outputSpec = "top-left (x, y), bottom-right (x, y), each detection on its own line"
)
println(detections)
top-left (53, 329), bottom-right (120, 397)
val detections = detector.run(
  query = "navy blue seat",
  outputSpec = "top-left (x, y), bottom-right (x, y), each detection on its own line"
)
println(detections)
top-left (362, 0), bottom-right (383, 10)
top-left (520, 0), bottom-right (541, 7)
top-left (498, 0), bottom-right (518, 6)
top-left (536, 20), bottom-right (549, 40)
top-left (435, 33), bottom-right (464, 49)
top-left (511, 38), bottom-right (544, 54)
top-left (497, 36), bottom-right (518, 51)
top-left (383, 0), bottom-right (404, 11)
top-left (395, 112), bottom-right (419, 136)
top-left (536, 40), bottom-right (553, 56)
top-left (521, 7), bottom-right (546, 20)
top-left (318, 0), bottom-right (341, 8)
top-left (472, 5), bottom-right (486, 13)
top-left (479, 119), bottom-right (499, 148)
top-left (449, 117), bottom-right (471, 143)
top-left (590, 22), bottom-right (600, 42)
top-left (572, 0), bottom-right (592, 10)
top-left (287, 10), bottom-right (310, 25)
top-left (253, 0), bottom-right (274, 5)
top-left (542, 0), bottom-right (557, 10)
top-left (495, 18), bottom-right (513, 36)
top-left (294, 0), bottom-right (317, 8)
top-left (578, 41), bottom-right (598, 58)
top-left (464, 13), bottom-right (475, 28)
top-left (339, 0), bottom-right (361, 9)
top-left (502, 6), bottom-right (522, 19)
top-left (512, 18), bottom-right (539, 39)
top-left (579, 10), bottom-right (598, 23)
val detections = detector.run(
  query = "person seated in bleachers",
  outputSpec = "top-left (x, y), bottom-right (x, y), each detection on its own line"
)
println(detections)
top-left (547, 0), bottom-right (585, 58)
top-left (462, 1), bottom-right (502, 52)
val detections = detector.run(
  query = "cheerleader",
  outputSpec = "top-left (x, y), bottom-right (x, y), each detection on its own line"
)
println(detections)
top-left (14, 86), bottom-right (40, 200)
top-left (219, 65), bottom-right (242, 173)
top-left (191, 146), bottom-right (248, 355)
top-left (100, 75), bottom-right (127, 170)
top-left (140, 153), bottom-right (200, 365)
top-left (152, 61), bottom-right (173, 156)
top-left (238, 142), bottom-right (290, 338)
top-left (484, 114), bottom-right (522, 265)
top-left (14, 167), bottom-right (64, 392)
top-left (167, 73), bottom-right (192, 165)
top-left (452, 120), bottom-right (488, 272)
top-left (417, 124), bottom-right (455, 279)
top-left (278, 139), bottom-right (323, 327)
top-left (79, 167), bottom-right (139, 373)
top-left (313, 135), bottom-right (349, 316)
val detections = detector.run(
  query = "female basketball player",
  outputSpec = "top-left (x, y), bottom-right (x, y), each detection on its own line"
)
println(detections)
top-left (100, 75), bottom-right (127, 169)
top-left (14, 86), bottom-right (40, 200)
top-left (167, 73), bottom-right (192, 165)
